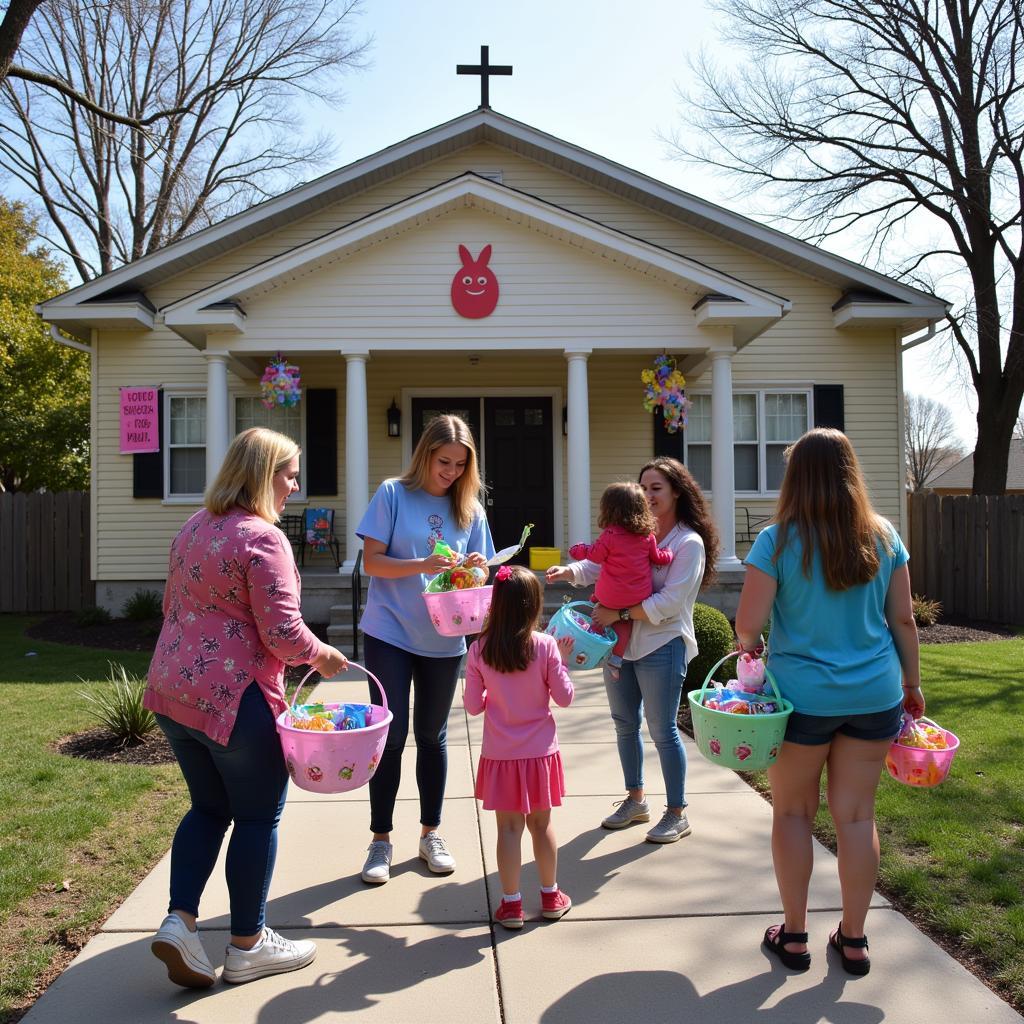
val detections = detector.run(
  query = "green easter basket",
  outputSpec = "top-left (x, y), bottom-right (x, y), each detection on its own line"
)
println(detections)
top-left (687, 649), bottom-right (793, 771)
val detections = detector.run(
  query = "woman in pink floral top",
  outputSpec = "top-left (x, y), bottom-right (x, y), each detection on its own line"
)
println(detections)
top-left (145, 428), bottom-right (347, 989)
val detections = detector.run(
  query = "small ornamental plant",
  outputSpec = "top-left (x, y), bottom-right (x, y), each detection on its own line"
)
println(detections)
top-left (78, 662), bottom-right (156, 746)
top-left (122, 588), bottom-right (163, 621)
top-left (912, 594), bottom-right (942, 627)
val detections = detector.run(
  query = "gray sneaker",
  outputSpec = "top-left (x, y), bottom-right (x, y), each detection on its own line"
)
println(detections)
top-left (361, 840), bottom-right (393, 884)
top-left (222, 927), bottom-right (316, 984)
top-left (151, 912), bottom-right (216, 988)
top-left (418, 831), bottom-right (456, 874)
top-left (601, 796), bottom-right (651, 830)
top-left (645, 809), bottom-right (692, 843)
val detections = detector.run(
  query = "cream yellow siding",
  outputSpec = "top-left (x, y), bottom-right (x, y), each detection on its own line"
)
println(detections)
top-left (91, 138), bottom-right (905, 582)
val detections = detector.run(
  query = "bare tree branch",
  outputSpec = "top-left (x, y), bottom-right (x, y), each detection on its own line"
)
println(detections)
top-left (671, 0), bottom-right (1024, 494)
top-left (1, 0), bottom-right (370, 277)
top-left (904, 393), bottom-right (966, 490)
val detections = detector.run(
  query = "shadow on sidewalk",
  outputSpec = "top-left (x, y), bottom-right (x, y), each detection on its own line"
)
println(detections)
top-left (250, 927), bottom-right (493, 1022)
top-left (539, 968), bottom-right (885, 1024)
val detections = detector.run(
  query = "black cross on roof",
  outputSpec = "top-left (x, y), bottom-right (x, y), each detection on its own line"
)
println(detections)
top-left (456, 45), bottom-right (512, 109)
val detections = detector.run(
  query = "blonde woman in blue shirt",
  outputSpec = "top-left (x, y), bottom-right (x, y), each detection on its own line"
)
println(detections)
top-left (735, 428), bottom-right (924, 977)
top-left (356, 415), bottom-right (494, 885)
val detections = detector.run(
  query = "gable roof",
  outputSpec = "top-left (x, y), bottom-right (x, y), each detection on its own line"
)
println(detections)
top-left (159, 172), bottom-right (790, 349)
top-left (40, 107), bottom-right (948, 336)
top-left (928, 438), bottom-right (1024, 491)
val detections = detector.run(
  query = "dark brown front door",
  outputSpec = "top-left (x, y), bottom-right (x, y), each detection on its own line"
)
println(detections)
top-left (410, 398), bottom-right (482, 453)
top-left (483, 397), bottom-right (554, 563)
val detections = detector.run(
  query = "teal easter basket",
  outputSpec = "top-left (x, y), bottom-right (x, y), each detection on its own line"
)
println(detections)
top-left (545, 601), bottom-right (616, 670)
top-left (687, 649), bottom-right (793, 770)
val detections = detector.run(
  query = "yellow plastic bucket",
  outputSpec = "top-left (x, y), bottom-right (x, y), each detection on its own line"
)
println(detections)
top-left (528, 547), bottom-right (561, 570)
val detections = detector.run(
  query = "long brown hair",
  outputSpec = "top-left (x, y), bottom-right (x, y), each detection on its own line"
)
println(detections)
top-left (398, 414), bottom-right (484, 530)
top-left (773, 428), bottom-right (893, 590)
top-left (638, 457), bottom-right (719, 588)
top-left (598, 482), bottom-right (657, 535)
top-left (478, 566), bottom-right (543, 673)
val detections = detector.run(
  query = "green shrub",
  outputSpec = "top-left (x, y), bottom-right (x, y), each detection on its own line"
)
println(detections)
top-left (685, 602), bottom-right (735, 693)
top-left (78, 662), bottom-right (155, 745)
top-left (75, 605), bottom-right (112, 627)
top-left (122, 588), bottom-right (163, 621)
top-left (912, 594), bottom-right (942, 627)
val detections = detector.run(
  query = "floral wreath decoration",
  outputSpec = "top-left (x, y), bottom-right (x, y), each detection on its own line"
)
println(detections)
top-left (641, 354), bottom-right (691, 433)
top-left (259, 353), bottom-right (302, 409)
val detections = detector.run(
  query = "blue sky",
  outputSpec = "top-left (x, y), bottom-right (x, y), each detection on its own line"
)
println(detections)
top-left (302, 0), bottom-right (977, 445)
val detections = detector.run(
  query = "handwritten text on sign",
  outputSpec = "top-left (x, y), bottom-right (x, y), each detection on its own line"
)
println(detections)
top-left (119, 388), bottom-right (159, 453)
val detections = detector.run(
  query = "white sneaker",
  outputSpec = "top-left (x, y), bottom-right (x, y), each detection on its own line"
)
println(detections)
top-left (418, 831), bottom-right (456, 874)
top-left (222, 927), bottom-right (317, 984)
top-left (361, 840), bottom-right (393, 884)
top-left (150, 913), bottom-right (216, 988)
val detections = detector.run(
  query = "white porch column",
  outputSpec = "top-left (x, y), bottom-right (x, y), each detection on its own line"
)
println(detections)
top-left (342, 350), bottom-right (370, 573)
top-left (565, 349), bottom-right (592, 545)
top-left (711, 350), bottom-right (742, 569)
top-left (204, 352), bottom-right (230, 483)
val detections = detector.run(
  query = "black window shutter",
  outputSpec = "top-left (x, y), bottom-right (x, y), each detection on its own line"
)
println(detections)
top-left (813, 385), bottom-right (845, 431)
top-left (305, 388), bottom-right (337, 496)
top-left (653, 407), bottom-right (686, 460)
top-left (132, 388), bottom-right (164, 498)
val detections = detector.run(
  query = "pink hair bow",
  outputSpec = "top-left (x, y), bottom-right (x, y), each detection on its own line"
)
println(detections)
top-left (495, 565), bottom-right (513, 583)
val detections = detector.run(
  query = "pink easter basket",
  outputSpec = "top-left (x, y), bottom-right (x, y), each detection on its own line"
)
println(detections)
top-left (884, 716), bottom-right (959, 788)
top-left (276, 662), bottom-right (392, 794)
top-left (422, 585), bottom-right (493, 637)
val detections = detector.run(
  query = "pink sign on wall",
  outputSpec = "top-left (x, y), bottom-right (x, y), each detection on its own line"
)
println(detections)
top-left (119, 387), bottom-right (160, 453)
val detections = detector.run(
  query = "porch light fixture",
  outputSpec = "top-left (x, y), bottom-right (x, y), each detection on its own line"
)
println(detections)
top-left (386, 398), bottom-right (402, 438)
top-left (562, 405), bottom-right (568, 436)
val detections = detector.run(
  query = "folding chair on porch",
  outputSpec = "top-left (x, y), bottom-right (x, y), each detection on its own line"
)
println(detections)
top-left (302, 507), bottom-right (341, 568)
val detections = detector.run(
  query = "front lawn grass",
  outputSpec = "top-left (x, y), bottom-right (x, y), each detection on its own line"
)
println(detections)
top-left (790, 636), bottom-right (1024, 1012)
top-left (0, 616), bottom-right (187, 1022)
top-left (872, 637), bottom-right (1024, 1010)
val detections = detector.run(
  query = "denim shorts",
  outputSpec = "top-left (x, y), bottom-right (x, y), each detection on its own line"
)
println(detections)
top-left (784, 702), bottom-right (904, 746)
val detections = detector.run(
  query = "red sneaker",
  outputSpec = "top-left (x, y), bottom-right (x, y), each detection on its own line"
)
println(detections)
top-left (541, 888), bottom-right (572, 920)
top-left (494, 898), bottom-right (524, 930)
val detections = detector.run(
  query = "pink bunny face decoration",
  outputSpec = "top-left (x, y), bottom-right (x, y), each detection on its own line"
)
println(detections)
top-left (451, 244), bottom-right (499, 318)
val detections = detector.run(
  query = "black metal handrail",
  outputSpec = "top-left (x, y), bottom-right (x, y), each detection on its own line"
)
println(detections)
top-left (350, 548), bottom-right (363, 661)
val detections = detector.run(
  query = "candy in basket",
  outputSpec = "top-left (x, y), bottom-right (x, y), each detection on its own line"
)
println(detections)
top-left (276, 664), bottom-right (393, 794)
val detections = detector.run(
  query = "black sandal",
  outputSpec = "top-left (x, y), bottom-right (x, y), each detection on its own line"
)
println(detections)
top-left (762, 924), bottom-right (811, 971)
top-left (829, 923), bottom-right (870, 976)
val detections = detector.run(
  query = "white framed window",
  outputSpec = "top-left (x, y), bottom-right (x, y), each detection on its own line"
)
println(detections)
top-left (165, 393), bottom-right (206, 499)
top-left (233, 394), bottom-right (307, 499)
top-left (684, 389), bottom-right (811, 495)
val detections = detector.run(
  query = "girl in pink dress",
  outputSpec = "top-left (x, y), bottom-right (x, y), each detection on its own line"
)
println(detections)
top-left (464, 565), bottom-right (575, 929)
top-left (569, 482), bottom-right (674, 672)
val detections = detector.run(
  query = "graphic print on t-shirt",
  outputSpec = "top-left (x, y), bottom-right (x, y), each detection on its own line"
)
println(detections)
top-left (427, 513), bottom-right (445, 550)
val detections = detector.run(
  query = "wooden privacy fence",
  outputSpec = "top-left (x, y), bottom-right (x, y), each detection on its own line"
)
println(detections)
top-left (0, 491), bottom-right (92, 613)
top-left (908, 492), bottom-right (1024, 625)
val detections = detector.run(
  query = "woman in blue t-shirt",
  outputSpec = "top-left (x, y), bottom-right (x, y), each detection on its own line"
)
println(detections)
top-left (356, 415), bottom-right (494, 886)
top-left (735, 428), bottom-right (924, 977)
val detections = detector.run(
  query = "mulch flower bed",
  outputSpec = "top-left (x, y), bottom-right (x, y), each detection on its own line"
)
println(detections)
top-left (52, 727), bottom-right (176, 766)
top-left (32, 613), bottom-right (325, 765)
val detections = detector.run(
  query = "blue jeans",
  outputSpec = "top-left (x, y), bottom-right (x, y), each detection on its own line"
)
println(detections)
top-left (155, 682), bottom-right (289, 937)
top-left (604, 636), bottom-right (688, 809)
top-left (364, 633), bottom-right (464, 835)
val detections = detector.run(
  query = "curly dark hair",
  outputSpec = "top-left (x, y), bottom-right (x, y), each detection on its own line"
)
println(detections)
top-left (597, 482), bottom-right (657, 535)
top-left (638, 457), bottom-right (719, 588)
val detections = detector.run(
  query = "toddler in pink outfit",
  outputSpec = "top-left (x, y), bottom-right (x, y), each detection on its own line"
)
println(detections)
top-left (464, 565), bottom-right (575, 928)
top-left (569, 482), bottom-right (674, 670)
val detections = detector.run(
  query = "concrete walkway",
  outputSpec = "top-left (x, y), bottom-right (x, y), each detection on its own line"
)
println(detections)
top-left (24, 665), bottom-right (1022, 1024)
